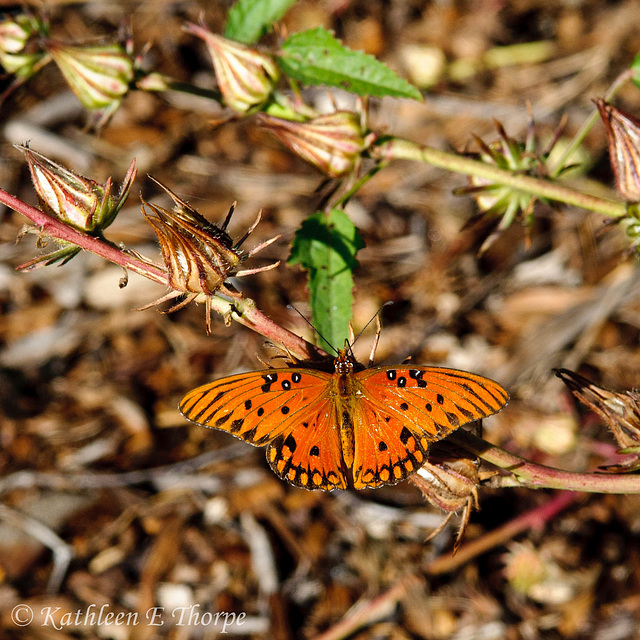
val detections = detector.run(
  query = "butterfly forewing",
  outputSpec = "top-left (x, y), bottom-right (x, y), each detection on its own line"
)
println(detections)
top-left (179, 368), bottom-right (333, 445)
top-left (359, 365), bottom-right (508, 433)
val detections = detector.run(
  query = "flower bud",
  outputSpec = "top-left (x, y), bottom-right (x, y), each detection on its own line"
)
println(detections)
top-left (595, 99), bottom-right (640, 202)
top-left (47, 41), bottom-right (133, 114)
top-left (19, 145), bottom-right (136, 232)
top-left (0, 13), bottom-right (49, 80)
top-left (184, 23), bottom-right (278, 114)
top-left (260, 111), bottom-right (373, 178)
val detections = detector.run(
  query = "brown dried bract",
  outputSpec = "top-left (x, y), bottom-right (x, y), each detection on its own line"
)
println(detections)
top-left (556, 368), bottom-right (640, 472)
top-left (141, 178), bottom-right (279, 333)
top-left (409, 440), bottom-right (480, 552)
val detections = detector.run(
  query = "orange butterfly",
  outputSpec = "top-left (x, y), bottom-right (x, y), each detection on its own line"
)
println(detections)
top-left (179, 346), bottom-right (509, 491)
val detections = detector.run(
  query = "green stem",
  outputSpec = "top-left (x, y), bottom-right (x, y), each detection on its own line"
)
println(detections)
top-left (549, 68), bottom-right (634, 178)
top-left (371, 137), bottom-right (626, 219)
top-left (450, 430), bottom-right (640, 493)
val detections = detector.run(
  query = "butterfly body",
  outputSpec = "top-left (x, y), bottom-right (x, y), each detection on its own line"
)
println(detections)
top-left (180, 349), bottom-right (508, 491)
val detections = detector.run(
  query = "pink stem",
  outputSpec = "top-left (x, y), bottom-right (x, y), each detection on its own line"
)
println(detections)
top-left (0, 187), bottom-right (168, 284)
top-left (450, 430), bottom-right (640, 493)
top-left (0, 187), bottom-right (323, 360)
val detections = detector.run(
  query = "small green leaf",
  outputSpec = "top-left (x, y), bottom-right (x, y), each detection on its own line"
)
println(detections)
top-left (279, 27), bottom-right (422, 100)
top-left (288, 208), bottom-right (365, 351)
top-left (225, 0), bottom-right (298, 44)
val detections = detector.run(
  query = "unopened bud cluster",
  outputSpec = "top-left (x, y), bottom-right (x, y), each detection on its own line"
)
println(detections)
top-left (0, 13), bottom-right (49, 81)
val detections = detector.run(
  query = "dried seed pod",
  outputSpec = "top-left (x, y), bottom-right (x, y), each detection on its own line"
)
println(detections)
top-left (409, 441), bottom-right (480, 552)
top-left (141, 179), bottom-right (280, 333)
top-left (555, 368), bottom-right (640, 472)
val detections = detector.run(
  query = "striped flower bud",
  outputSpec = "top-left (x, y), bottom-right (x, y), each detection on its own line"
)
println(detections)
top-left (184, 23), bottom-right (279, 114)
top-left (47, 41), bottom-right (133, 114)
top-left (260, 111), bottom-right (373, 178)
top-left (20, 145), bottom-right (136, 232)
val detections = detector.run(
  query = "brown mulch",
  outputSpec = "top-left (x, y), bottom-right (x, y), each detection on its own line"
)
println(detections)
top-left (2, 1), bottom-right (640, 639)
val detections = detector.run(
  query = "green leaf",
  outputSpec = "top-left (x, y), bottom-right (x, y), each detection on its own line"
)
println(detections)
top-left (279, 27), bottom-right (422, 100)
top-left (288, 208), bottom-right (365, 351)
top-left (225, 0), bottom-right (298, 44)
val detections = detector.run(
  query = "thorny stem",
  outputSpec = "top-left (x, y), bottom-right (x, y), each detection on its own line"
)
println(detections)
top-left (0, 187), bottom-right (168, 285)
top-left (0, 187), bottom-right (320, 361)
top-left (450, 429), bottom-right (640, 493)
top-left (371, 137), bottom-right (627, 219)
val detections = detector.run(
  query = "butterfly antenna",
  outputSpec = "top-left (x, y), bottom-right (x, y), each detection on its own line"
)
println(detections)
top-left (351, 301), bottom-right (393, 352)
top-left (286, 305), bottom-right (339, 355)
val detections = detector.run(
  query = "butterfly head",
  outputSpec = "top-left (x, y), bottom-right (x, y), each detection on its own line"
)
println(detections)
top-left (334, 342), bottom-right (365, 376)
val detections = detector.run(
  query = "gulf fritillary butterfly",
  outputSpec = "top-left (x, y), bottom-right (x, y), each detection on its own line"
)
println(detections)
top-left (179, 346), bottom-right (509, 491)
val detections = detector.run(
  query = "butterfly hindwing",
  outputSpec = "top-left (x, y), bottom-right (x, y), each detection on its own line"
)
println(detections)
top-left (266, 399), bottom-right (348, 491)
top-left (351, 400), bottom-right (430, 489)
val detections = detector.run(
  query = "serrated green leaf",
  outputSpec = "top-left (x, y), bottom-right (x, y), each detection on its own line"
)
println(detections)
top-left (279, 27), bottom-right (422, 100)
top-left (288, 208), bottom-right (365, 351)
top-left (225, 0), bottom-right (298, 44)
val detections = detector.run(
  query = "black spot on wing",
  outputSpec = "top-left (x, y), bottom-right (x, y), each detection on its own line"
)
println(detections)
top-left (399, 426), bottom-right (413, 445)
top-left (261, 372), bottom-right (278, 392)
top-left (283, 433), bottom-right (297, 453)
